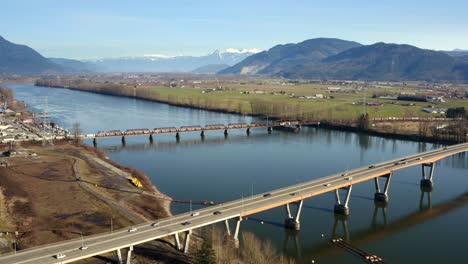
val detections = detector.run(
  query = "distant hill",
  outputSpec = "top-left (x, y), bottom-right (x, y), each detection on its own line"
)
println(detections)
top-left (48, 58), bottom-right (97, 72)
top-left (222, 39), bottom-right (467, 81)
top-left (192, 64), bottom-right (229, 74)
top-left (219, 38), bottom-right (362, 75)
top-left (0, 36), bottom-right (63, 75)
top-left (444, 49), bottom-right (468, 57)
top-left (87, 49), bottom-right (258, 73)
top-left (284, 43), bottom-right (457, 81)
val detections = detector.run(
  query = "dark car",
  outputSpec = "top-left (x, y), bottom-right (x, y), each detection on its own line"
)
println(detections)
top-left (368, 165), bottom-right (375, 169)
top-left (263, 193), bottom-right (272, 197)
top-left (213, 211), bottom-right (222, 215)
top-left (182, 221), bottom-right (192, 226)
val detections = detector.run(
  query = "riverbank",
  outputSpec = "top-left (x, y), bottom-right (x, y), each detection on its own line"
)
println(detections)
top-left (33, 80), bottom-right (468, 143)
top-left (0, 87), bottom-right (194, 263)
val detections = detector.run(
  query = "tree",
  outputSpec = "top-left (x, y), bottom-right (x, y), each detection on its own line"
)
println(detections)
top-left (195, 240), bottom-right (216, 264)
top-left (357, 113), bottom-right (370, 131)
top-left (72, 122), bottom-right (82, 144)
top-left (446, 107), bottom-right (466, 118)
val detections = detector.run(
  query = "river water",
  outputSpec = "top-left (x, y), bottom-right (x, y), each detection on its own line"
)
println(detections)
top-left (6, 83), bottom-right (468, 264)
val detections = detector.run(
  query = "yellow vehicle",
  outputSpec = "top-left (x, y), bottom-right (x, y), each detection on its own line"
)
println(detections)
top-left (129, 177), bottom-right (143, 188)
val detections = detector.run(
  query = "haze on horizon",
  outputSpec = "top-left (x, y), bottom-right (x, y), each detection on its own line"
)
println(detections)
top-left (1, 0), bottom-right (468, 59)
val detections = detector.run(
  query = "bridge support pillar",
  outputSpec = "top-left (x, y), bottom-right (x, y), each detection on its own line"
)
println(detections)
top-left (421, 163), bottom-right (435, 191)
top-left (284, 200), bottom-right (303, 230)
top-left (116, 248), bottom-right (122, 264)
top-left (334, 185), bottom-right (352, 216)
top-left (93, 137), bottom-right (97, 145)
top-left (121, 136), bottom-right (126, 144)
top-left (246, 128), bottom-right (250, 135)
top-left (126, 245), bottom-right (133, 264)
top-left (225, 219), bottom-right (231, 236)
top-left (224, 129), bottom-right (228, 136)
top-left (149, 134), bottom-right (153, 143)
top-left (267, 127), bottom-right (272, 133)
top-left (174, 233), bottom-right (181, 251)
top-left (182, 230), bottom-right (192, 253)
top-left (374, 173), bottom-right (392, 203)
top-left (200, 131), bottom-right (205, 137)
top-left (233, 216), bottom-right (242, 241)
top-left (176, 132), bottom-right (180, 140)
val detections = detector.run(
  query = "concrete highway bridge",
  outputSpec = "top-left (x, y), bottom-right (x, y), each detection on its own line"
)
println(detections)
top-left (83, 120), bottom-right (319, 144)
top-left (0, 143), bottom-right (466, 264)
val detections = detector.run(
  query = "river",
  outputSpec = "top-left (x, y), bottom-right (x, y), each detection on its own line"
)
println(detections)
top-left (6, 83), bottom-right (468, 264)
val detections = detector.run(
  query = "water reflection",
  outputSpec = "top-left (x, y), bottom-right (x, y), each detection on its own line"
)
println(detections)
top-left (283, 229), bottom-right (302, 259)
top-left (419, 190), bottom-right (432, 211)
top-left (331, 215), bottom-right (350, 241)
top-left (284, 190), bottom-right (467, 261)
top-left (371, 202), bottom-right (388, 229)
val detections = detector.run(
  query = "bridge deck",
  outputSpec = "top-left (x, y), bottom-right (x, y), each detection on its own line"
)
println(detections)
top-left (0, 143), bottom-right (466, 264)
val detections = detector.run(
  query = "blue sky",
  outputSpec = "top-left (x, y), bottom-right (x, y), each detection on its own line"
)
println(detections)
top-left (1, 0), bottom-right (468, 59)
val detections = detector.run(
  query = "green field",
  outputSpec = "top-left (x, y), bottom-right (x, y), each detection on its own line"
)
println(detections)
top-left (140, 84), bottom-right (467, 121)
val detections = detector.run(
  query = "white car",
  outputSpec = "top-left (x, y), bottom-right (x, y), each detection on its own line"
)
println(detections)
top-left (55, 253), bottom-right (66, 259)
top-left (191, 212), bottom-right (200, 217)
top-left (79, 246), bottom-right (88, 250)
top-left (151, 222), bottom-right (160, 227)
top-left (324, 183), bottom-right (332, 187)
top-left (128, 228), bottom-right (138, 232)
top-left (344, 177), bottom-right (353, 181)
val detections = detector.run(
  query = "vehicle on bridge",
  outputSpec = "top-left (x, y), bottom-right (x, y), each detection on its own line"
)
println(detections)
top-left (153, 127), bottom-right (178, 133)
top-left (96, 130), bottom-right (123, 137)
top-left (227, 122), bottom-right (248, 128)
top-left (179, 125), bottom-right (202, 132)
top-left (55, 253), bottom-right (66, 259)
top-left (125, 128), bottom-right (151, 135)
top-left (204, 124), bottom-right (226, 130)
top-left (250, 122), bottom-right (270, 127)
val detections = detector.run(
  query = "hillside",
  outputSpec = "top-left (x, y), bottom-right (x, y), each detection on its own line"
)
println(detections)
top-left (192, 63), bottom-right (229, 74)
top-left (219, 38), bottom-right (362, 75)
top-left (0, 36), bottom-right (63, 75)
top-left (222, 39), bottom-right (467, 81)
top-left (283, 43), bottom-right (458, 81)
top-left (48, 57), bottom-right (97, 72)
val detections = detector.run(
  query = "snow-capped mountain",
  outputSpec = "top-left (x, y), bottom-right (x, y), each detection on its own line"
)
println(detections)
top-left (84, 49), bottom-right (260, 73)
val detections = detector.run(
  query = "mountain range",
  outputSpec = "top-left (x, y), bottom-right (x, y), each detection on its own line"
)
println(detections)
top-left (1, 35), bottom-right (468, 81)
top-left (85, 49), bottom-right (256, 72)
top-left (220, 38), bottom-right (468, 81)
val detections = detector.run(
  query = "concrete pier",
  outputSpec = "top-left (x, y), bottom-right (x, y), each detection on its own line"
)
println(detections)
top-left (334, 186), bottom-right (352, 216)
top-left (334, 204), bottom-right (350, 216)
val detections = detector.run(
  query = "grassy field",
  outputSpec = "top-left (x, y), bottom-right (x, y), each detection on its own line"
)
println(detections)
top-left (140, 84), bottom-right (467, 120)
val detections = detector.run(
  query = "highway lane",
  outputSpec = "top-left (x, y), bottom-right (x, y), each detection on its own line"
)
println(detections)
top-left (1, 143), bottom-right (466, 264)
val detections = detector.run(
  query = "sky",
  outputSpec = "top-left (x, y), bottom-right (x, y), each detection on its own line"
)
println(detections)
top-left (1, 0), bottom-right (468, 59)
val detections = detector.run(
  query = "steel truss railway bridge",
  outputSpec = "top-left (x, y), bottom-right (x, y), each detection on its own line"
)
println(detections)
top-left (83, 120), bottom-right (318, 144)
top-left (0, 143), bottom-right (466, 264)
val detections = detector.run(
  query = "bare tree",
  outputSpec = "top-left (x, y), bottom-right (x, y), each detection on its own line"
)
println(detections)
top-left (72, 122), bottom-right (82, 144)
